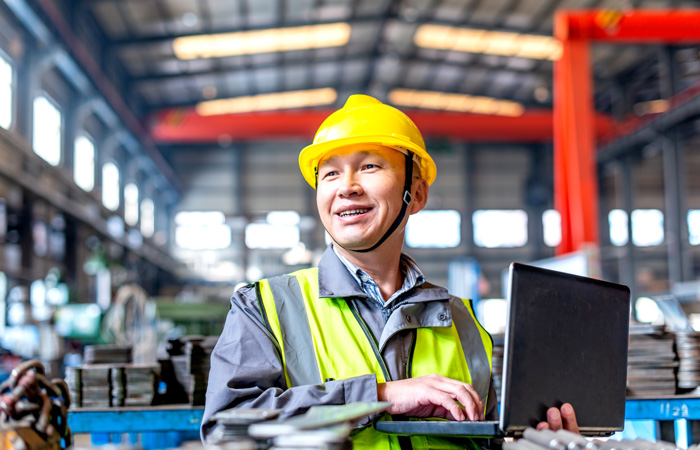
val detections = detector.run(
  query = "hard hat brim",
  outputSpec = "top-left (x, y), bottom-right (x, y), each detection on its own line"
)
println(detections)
top-left (299, 135), bottom-right (437, 188)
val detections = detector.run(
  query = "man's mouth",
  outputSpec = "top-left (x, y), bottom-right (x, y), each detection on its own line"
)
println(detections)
top-left (338, 208), bottom-right (371, 217)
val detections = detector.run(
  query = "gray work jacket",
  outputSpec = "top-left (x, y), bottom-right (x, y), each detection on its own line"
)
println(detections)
top-left (202, 245), bottom-right (498, 439)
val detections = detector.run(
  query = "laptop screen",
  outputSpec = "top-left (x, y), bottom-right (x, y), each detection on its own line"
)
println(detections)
top-left (500, 263), bottom-right (631, 436)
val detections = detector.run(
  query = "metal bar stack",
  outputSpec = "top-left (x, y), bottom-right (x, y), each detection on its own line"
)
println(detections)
top-left (627, 324), bottom-right (678, 397)
top-left (205, 402), bottom-right (390, 450)
top-left (504, 427), bottom-right (694, 450)
top-left (65, 344), bottom-right (159, 408)
top-left (170, 336), bottom-right (217, 406)
top-left (673, 331), bottom-right (700, 393)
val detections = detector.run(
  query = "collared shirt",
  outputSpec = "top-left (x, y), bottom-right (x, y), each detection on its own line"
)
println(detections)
top-left (332, 245), bottom-right (425, 322)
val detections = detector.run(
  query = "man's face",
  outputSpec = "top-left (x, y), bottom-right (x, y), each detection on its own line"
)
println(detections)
top-left (316, 145), bottom-right (419, 252)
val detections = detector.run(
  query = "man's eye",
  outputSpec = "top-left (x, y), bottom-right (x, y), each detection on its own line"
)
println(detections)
top-left (363, 164), bottom-right (378, 170)
top-left (323, 170), bottom-right (338, 178)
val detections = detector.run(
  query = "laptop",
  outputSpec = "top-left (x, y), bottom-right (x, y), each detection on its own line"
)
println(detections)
top-left (376, 262), bottom-right (631, 438)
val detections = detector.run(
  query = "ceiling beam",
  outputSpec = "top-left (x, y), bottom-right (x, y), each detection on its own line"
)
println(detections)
top-left (148, 107), bottom-right (618, 144)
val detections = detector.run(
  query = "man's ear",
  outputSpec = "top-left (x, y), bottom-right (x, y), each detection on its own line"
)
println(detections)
top-left (409, 178), bottom-right (429, 215)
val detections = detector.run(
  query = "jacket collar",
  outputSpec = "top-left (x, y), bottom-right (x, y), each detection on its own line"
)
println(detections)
top-left (317, 244), bottom-right (451, 303)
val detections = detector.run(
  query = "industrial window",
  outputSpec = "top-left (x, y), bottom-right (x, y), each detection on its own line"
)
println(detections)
top-left (124, 183), bottom-right (139, 226)
top-left (33, 95), bottom-right (62, 166)
top-left (140, 198), bottom-right (155, 238)
top-left (0, 54), bottom-right (12, 129)
top-left (608, 209), bottom-right (628, 246)
top-left (689, 210), bottom-right (700, 245)
top-left (74, 135), bottom-right (95, 191)
top-left (542, 209), bottom-right (561, 247)
top-left (102, 162), bottom-right (120, 211)
top-left (631, 209), bottom-right (664, 247)
top-left (406, 210), bottom-right (460, 248)
top-left (175, 211), bottom-right (231, 249)
top-left (245, 211), bottom-right (300, 249)
top-left (472, 210), bottom-right (528, 248)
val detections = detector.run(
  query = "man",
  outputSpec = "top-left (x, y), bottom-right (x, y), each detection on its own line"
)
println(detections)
top-left (202, 95), bottom-right (578, 448)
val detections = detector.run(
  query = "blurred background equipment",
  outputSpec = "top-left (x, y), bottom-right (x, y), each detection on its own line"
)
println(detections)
top-left (0, 360), bottom-right (71, 450)
top-left (102, 284), bottom-right (158, 365)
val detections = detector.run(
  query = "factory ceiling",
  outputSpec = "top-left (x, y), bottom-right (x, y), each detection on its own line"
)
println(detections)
top-left (20, 0), bottom-right (700, 144)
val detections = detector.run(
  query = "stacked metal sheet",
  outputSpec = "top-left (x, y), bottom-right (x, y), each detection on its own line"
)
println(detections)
top-left (64, 366), bottom-right (81, 408)
top-left (627, 324), bottom-right (678, 397)
top-left (67, 363), bottom-right (160, 408)
top-left (491, 334), bottom-right (504, 401)
top-left (171, 336), bottom-right (217, 405)
top-left (123, 364), bottom-right (160, 406)
top-left (83, 345), bottom-right (132, 364)
top-left (79, 365), bottom-right (112, 408)
top-left (504, 427), bottom-right (682, 450)
top-left (249, 403), bottom-right (388, 450)
top-left (206, 409), bottom-right (282, 445)
top-left (674, 330), bottom-right (700, 392)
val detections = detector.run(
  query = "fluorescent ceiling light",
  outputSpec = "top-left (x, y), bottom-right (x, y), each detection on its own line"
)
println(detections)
top-left (196, 88), bottom-right (337, 116)
top-left (389, 89), bottom-right (524, 117)
top-left (173, 23), bottom-right (351, 60)
top-left (415, 24), bottom-right (562, 61)
top-left (633, 99), bottom-right (669, 116)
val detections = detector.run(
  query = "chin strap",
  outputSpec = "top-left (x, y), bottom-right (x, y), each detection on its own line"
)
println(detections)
top-left (332, 152), bottom-right (414, 253)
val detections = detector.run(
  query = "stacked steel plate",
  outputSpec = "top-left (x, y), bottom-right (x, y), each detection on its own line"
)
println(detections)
top-left (83, 345), bottom-right (132, 364)
top-left (171, 336), bottom-right (217, 405)
top-left (64, 366), bottom-right (81, 408)
top-left (206, 409), bottom-right (282, 445)
top-left (79, 365), bottom-right (112, 408)
top-left (67, 344), bottom-right (160, 408)
top-left (674, 330), bottom-right (700, 392)
top-left (123, 364), bottom-right (160, 406)
top-left (627, 324), bottom-right (678, 397)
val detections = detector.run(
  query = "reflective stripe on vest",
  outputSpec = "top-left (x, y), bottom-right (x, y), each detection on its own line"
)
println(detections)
top-left (257, 267), bottom-right (492, 450)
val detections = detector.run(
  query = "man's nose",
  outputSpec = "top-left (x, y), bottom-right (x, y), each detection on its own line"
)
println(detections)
top-left (338, 171), bottom-right (362, 197)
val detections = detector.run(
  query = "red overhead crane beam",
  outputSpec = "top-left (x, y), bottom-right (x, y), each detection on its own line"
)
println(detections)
top-left (150, 108), bottom-right (617, 143)
top-left (553, 9), bottom-right (700, 257)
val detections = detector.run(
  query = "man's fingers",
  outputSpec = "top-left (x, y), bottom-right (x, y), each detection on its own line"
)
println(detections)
top-left (546, 407), bottom-right (563, 431)
top-left (444, 383), bottom-right (482, 421)
top-left (432, 377), bottom-right (483, 421)
top-left (435, 392), bottom-right (466, 421)
top-left (560, 403), bottom-right (579, 433)
top-left (536, 422), bottom-right (550, 431)
top-left (461, 383), bottom-right (485, 418)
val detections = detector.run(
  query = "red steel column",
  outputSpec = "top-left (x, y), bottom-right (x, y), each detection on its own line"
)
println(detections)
top-left (554, 12), bottom-right (599, 255)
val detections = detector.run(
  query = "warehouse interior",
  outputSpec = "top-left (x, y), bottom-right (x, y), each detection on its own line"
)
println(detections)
top-left (2, 0), bottom-right (700, 448)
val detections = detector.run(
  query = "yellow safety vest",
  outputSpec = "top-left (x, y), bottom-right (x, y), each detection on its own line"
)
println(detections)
top-left (256, 267), bottom-right (493, 450)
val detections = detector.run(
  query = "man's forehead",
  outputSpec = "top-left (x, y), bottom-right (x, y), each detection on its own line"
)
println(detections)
top-left (318, 145), bottom-right (399, 166)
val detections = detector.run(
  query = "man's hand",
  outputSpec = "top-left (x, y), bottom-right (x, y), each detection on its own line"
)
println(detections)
top-left (536, 403), bottom-right (579, 433)
top-left (377, 374), bottom-right (485, 422)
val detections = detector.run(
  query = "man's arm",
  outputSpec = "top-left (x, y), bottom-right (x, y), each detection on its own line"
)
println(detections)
top-left (201, 285), bottom-right (378, 440)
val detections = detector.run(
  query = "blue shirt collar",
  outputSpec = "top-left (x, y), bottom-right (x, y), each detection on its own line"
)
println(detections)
top-left (332, 244), bottom-right (425, 306)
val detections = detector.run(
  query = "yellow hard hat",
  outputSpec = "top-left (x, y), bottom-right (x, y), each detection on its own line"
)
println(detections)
top-left (299, 94), bottom-right (437, 188)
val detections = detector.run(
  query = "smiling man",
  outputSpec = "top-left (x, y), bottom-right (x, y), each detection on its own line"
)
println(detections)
top-left (202, 95), bottom-right (578, 449)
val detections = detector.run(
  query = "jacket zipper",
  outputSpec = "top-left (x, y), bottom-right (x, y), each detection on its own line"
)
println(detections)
top-left (406, 330), bottom-right (416, 378)
top-left (348, 302), bottom-right (392, 382)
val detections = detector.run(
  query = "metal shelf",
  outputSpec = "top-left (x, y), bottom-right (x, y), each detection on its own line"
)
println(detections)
top-left (67, 406), bottom-right (204, 434)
